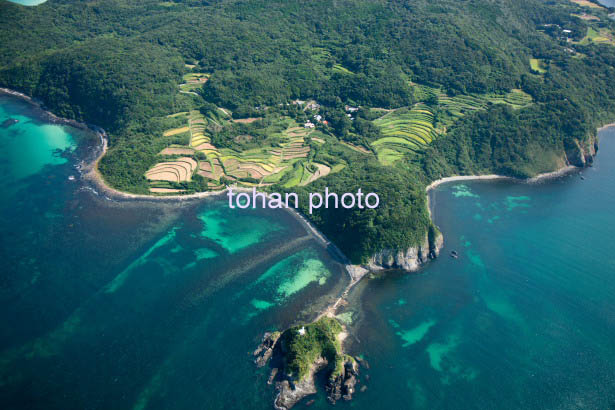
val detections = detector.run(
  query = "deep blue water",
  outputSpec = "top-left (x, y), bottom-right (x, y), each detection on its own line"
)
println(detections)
top-left (1, 95), bottom-right (615, 410)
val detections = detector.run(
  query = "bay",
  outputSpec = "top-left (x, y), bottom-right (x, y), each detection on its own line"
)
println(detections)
top-left (1, 94), bottom-right (614, 409)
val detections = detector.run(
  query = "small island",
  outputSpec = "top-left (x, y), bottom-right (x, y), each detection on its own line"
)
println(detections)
top-left (254, 317), bottom-right (361, 410)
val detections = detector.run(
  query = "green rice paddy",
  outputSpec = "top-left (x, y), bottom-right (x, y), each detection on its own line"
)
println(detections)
top-left (372, 104), bottom-right (437, 165)
top-left (529, 58), bottom-right (547, 74)
top-left (371, 86), bottom-right (533, 165)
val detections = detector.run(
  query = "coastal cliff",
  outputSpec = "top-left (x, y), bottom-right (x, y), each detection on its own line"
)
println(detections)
top-left (565, 135), bottom-right (598, 167)
top-left (366, 132), bottom-right (598, 274)
top-left (367, 228), bottom-right (444, 272)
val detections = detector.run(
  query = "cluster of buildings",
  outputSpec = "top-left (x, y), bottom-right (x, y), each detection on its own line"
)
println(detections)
top-left (298, 100), bottom-right (360, 128)
top-left (540, 23), bottom-right (575, 43)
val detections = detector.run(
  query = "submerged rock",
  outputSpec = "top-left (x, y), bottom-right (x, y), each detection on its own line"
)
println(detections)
top-left (1, 118), bottom-right (19, 128)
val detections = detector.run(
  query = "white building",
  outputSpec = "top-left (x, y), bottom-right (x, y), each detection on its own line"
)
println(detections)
top-left (304, 122), bottom-right (315, 129)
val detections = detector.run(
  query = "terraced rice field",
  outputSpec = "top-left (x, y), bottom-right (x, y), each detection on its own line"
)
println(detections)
top-left (573, 13), bottom-right (600, 21)
top-left (218, 127), bottom-right (312, 184)
top-left (372, 104), bottom-right (437, 165)
top-left (233, 117), bottom-right (262, 124)
top-left (332, 64), bottom-right (354, 75)
top-left (197, 157), bottom-right (224, 180)
top-left (300, 163), bottom-right (331, 186)
top-left (570, 0), bottom-right (605, 9)
top-left (188, 110), bottom-right (213, 151)
top-left (188, 117), bottom-right (320, 186)
top-left (489, 89), bottom-right (533, 108)
top-left (163, 126), bottom-right (190, 137)
top-left (371, 84), bottom-right (534, 166)
top-left (339, 140), bottom-right (370, 154)
top-left (179, 73), bottom-right (209, 92)
top-left (159, 147), bottom-right (195, 156)
top-left (438, 94), bottom-right (489, 119)
top-left (145, 157), bottom-right (197, 182)
top-left (438, 89), bottom-right (532, 125)
top-left (157, 101), bottom-right (329, 188)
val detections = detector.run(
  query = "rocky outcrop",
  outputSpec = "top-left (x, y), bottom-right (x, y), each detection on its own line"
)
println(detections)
top-left (565, 135), bottom-right (598, 167)
top-left (253, 331), bottom-right (280, 368)
top-left (1, 118), bottom-right (18, 128)
top-left (255, 331), bottom-right (322, 409)
top-left (368, 229), bottom-right (443, 272)
top-left (326, 358), bottom-right (359, 404)
top-left (274, 358), bottom-right (328, 410)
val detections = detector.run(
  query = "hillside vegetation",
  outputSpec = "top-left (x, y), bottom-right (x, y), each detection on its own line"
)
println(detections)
top-left (2, 0), bottom-right (615, 263)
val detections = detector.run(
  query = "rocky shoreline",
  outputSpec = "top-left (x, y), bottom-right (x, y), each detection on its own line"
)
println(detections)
top-left (254, 322), bottom-right (363, 410)
top-left (2, 87), bottom-right (606, 277)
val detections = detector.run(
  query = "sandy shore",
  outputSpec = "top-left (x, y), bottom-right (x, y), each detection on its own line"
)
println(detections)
top-left (597, 122), bottom-right (615, 132)
top-left (424, 165), bottom-right (580, 218)
top-left (425, 163), bottom-right (584, 194)
top-left (425, 174), bottom-right (510, 192)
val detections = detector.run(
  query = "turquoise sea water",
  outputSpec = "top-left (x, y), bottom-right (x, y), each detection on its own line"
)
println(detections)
top-left (0, 95), bottom-right (347, 409)
top-left (5, 0), bottom-right (47, 5)
top-left (1, 94), bottom-right (615, 409)
top-left (355, 128), bottom-right (615, 409)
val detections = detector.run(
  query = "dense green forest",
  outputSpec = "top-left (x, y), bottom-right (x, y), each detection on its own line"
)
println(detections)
top-left (1, 0), bottom-right (615, 263)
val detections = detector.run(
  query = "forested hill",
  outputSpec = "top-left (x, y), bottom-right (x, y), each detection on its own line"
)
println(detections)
top-left (1, 0), bottom-right (615, 264)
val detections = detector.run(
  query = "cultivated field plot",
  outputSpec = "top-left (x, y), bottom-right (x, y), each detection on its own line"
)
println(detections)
top-left (579, 27), bottom-right (615, 46)
top-left (530, 58), bottom-right (548, 74)
top-left (145, 157), bottom-right (198, 193)
top-left (159, 147), bottom-right (195, 156)
top-left (333, 64), bottom-right (354, 75)
top-left (216, 125), bottom-right (318, 187)
top-left (179, 73), bottom-right (210, 92)
top-left (572, 13), bottom-right (600, 21)
top-left (438, 89), bottom-right (533, 124)
top-left (188, 110), bottom-right (215, 151)
top-left (487, 89), bottom-right (533, 108)
top-left (145, 157), bottom-right (197, 182)
top-left (372, 104), bottom-right (437, 165)
top-left (569, 0), bottom-right (605, 9)
top-left (157, 108), bottom-right (330, 188)
top-left (371, 87), bottom-right (534, 165)
top-left (163, 126), bottom-right (190, 137)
